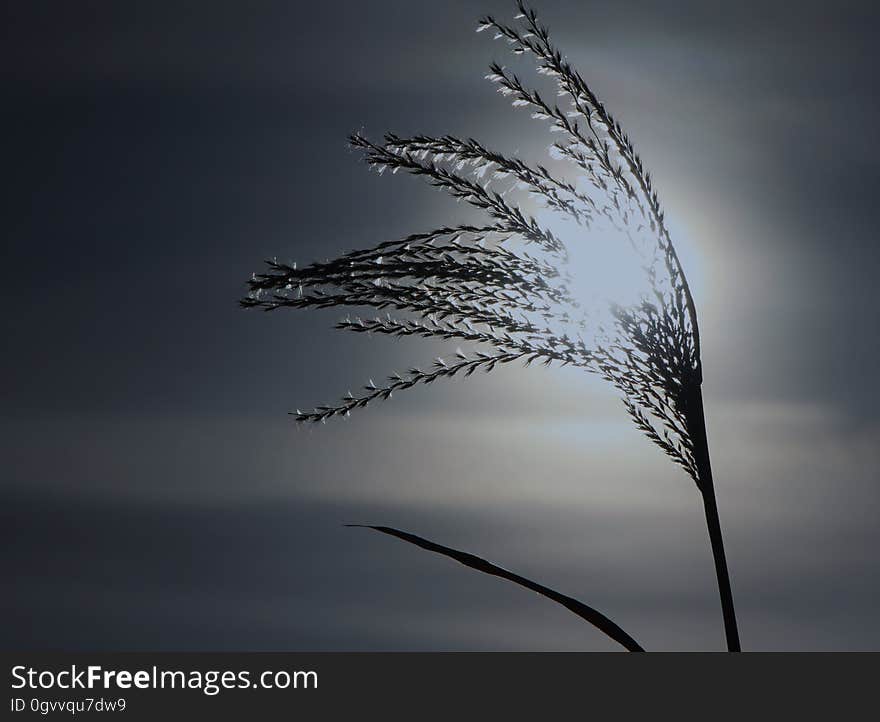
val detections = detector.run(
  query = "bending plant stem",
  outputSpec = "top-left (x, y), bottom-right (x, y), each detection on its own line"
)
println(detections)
top-left (690, 387), bottom-right (741, 652)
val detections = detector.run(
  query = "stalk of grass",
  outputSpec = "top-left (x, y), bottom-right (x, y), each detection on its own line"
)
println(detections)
top-left (347, 525), bottom-right (645, 652)
top-left (242, 1), bottom-right (740, 651)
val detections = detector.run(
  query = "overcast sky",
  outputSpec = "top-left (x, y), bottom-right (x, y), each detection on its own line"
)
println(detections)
top-left (3, 0), bottom-right (879, 651)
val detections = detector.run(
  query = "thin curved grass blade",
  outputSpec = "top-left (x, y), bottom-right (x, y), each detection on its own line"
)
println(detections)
top-left (346, 524), bottom-right (645, 652)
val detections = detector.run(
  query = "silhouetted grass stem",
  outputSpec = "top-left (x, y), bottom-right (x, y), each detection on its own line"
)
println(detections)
top-left (689, 386), bottom-right (741, 651)
top-left (348, 524), bottom-right (645, 652)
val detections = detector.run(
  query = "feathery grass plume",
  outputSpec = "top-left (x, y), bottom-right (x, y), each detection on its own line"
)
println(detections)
top-left (242, 1), bottom-right (741, 651)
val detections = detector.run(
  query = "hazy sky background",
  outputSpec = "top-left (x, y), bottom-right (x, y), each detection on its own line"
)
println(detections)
top-left (3, 0), bottom-right (878, 650)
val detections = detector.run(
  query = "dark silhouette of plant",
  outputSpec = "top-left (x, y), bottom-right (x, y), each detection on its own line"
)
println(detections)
top-left (346, 525), bottom-right (644, 652)
top-left (242, 1), bottom-right (740, 651)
